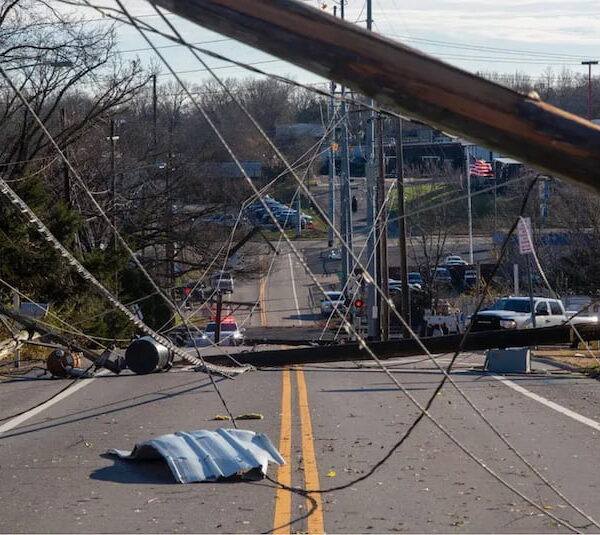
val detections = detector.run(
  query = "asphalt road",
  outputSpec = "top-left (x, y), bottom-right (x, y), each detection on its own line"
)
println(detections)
top-left (2, 244), bottom-right (600, 533)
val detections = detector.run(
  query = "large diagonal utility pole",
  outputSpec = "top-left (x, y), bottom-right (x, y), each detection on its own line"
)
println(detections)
top-left (152, 0), bottom-right (600, 194)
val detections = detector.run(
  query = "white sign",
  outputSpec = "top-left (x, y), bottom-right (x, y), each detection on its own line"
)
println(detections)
top-left (19, 303), bottom-right (49, 319)
top-left (517, 217), bottom-right (533, 255)
top-left (130, 304), bottom-right (144, 321)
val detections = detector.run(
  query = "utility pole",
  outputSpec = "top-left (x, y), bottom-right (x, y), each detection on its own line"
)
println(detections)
top-left (328, 80), bottom-right (336, 248)
top-left (327, 5), bottom-right (338, 249)
top-left (464, 144), bottom-right (474, 265)
top-left (339, 1), bottom-right (353, 290)
top-left (582, 60), bottom-right (598, 120)
top-left (395, 118), bottom-right (410, 336)
top-left (376, 115), bottom-right (389, 341)
top-left (365, 0), bottom-right (379, 340)
top-left (340, 101), bottom-right (352, 288)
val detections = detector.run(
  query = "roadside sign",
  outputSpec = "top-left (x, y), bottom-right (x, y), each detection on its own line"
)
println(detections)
top-left (19, 303), bottom-right (49, 319)
top-left (517, 217), bottom-right (533, 255)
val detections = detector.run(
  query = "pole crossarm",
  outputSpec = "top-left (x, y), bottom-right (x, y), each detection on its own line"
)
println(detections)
top-left (153, 0), bottom-right (600, 192)
top-left (200, 324), bottom-right (600, 368)
top-left (0, 303), bottom-right (109, 369)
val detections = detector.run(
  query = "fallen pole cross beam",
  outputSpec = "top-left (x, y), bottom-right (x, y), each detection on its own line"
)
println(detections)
top-left (199, 324), bottom-right (600, 368)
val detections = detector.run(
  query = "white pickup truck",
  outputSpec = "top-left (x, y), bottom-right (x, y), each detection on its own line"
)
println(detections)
top-left (470, 296), bottom-right (598, 332)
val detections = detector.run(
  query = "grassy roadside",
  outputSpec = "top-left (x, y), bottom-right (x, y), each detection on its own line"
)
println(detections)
top-left (533, 349), bottom-right (600, 378)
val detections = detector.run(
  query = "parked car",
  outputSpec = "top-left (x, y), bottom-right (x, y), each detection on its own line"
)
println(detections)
top-left (408, 272), bottom-right (423, 287)
top-left (320, 291), bottom-right (346, 316)
top-left (464, 269), bottom-right (478, 287)
top-left (431, 267), bottom-right (452, 284)
top-left (562, 295), bottom-right (600, 318)
top-left (389, 282), bottom-right (421, 293)
top-left (469, 296), bottom-right (599, 332)
top-left (275, 209), bottom-right (297, 221)
top-left (443, 254), bottom-right (467, 267)
top-left (320, 248), bottom-right (342, 260)
top-left (210, 270), bottom-right (234, 293)
top-left (389, 276), bottom-right (422, 291)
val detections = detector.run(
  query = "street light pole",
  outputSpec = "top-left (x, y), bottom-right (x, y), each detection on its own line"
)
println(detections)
top-left (582, 60), bottom-right (598, 120)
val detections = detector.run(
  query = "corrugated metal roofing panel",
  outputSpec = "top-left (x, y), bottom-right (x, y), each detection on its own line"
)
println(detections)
top-left (109, 428), bottom-right (284, 483)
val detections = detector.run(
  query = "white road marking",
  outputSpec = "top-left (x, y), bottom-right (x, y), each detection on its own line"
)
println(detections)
top-left (491, 374), bottom-right (600, 432)
top-left (0, 371), bottom-right (106, 435)
top-left (288, 253), bottom-right (301, 319)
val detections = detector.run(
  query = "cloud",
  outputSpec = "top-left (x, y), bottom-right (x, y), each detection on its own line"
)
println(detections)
top-left (371, 5), bottom-right (600, 45)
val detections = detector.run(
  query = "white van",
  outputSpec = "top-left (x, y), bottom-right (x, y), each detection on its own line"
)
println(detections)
top-left (210, 270), bottom-right (234, 293)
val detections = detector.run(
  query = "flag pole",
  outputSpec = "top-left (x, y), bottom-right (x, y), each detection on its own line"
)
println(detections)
top-left (464, 144), bottom-right (474, 264)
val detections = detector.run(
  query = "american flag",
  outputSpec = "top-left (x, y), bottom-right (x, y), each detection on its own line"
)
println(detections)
top-left (469, 157), bottom-right (494, 177)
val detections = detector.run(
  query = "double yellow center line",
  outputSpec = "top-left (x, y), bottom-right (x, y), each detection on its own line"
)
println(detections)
top-left (260, 275), bottom-right (324, 534)
top-left (273, 368), bottom-right (324, 534)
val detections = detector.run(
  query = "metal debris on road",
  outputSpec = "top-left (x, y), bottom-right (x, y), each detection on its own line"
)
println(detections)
top-left (109, 428), bottom-right (284, 483)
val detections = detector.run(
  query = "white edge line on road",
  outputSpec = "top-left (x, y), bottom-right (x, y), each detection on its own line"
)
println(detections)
top-left (491, 374), bottom-right (600, 432)
top-left (0, 370), bottom-right (106, 435)
top-left (288, 253), bottom-right (301, 318)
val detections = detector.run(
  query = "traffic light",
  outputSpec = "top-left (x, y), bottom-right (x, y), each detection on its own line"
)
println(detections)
top-left (354, 299), bottom-right (364, 309)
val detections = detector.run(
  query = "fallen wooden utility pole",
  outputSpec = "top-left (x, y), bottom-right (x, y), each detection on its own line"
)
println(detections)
top-left (0, 304), bottom-right (122, 373)
top-left (201, 324), bottom-right (600, 368)
top-left (152, 0), bottom-right (600, 193)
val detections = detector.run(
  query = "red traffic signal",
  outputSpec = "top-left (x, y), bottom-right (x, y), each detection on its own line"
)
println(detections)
top-left (354, 299), bottom-right (364, 308)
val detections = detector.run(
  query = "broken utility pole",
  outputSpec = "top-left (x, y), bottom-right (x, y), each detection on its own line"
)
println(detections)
top-left (200, 323), bottom-right (600, 368)
top-left (0, 303), bottom-right (124, 373)
top-left (151, 0), bottom-right (600, 194)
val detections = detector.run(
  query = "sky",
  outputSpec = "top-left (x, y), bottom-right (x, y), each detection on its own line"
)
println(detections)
top-left (60, 0), bottom-right (600, 87)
